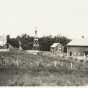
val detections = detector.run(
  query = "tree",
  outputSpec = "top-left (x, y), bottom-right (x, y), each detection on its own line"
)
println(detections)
top-left (17, 34), bottom-right (34, 50)
top-left (7, 35), bottom-right (19, 48)
top-left (6, 33), bottom-right (71, 51)
top-left (39, 36), bottom-right (54, 51)
top-left (39, 35), bottom-right (71, 51)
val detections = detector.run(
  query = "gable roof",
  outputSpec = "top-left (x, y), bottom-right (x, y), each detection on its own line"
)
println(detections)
top-left (50, 43), bottom-right (60, 48)
top-left (67, 39), bottom-right (88, 46)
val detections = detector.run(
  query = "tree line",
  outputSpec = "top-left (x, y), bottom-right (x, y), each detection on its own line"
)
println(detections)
top-left (7, 34), bottom-right (71, 52)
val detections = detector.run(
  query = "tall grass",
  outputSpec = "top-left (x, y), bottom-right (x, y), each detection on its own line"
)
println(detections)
top-left (0, 51), bottom-right (88, 86)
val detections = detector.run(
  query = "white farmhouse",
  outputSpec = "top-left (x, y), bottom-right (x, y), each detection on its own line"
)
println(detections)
top-left (67, 39), bottom-right (88, 57)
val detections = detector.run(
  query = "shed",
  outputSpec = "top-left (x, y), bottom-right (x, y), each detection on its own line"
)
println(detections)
top-left (50, 43), bottom-right (63, 55)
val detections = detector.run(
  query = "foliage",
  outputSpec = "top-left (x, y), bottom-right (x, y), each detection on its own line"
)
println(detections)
top-left (39, 35), bottom-right (71, 51)
top-left (7, 38), bottom-right (19, 48)
top-left (7, 34), bottom-right (71, 51)
top-left (0, 51), bottom-right (88, 86)
top-left (39, 36), bottom-right (54, 51)
top-left (17, 34), bottom-right (34, 50)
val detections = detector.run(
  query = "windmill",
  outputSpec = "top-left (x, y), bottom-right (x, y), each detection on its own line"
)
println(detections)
top-left (33, 27), bottom-right (39, 50)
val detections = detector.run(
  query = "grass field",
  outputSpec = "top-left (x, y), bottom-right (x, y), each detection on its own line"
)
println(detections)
top-left (0, 50), bottom-right (88, 86)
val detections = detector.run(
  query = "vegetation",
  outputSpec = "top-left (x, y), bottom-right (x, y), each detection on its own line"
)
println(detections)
top-left (0, 51), bottom-right (88, 86)
top-left (7, 34), bottom-right (71, 51)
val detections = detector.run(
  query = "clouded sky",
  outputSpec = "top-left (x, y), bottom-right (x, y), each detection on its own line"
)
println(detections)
top-left (0, 0), bottom-right (88, 39)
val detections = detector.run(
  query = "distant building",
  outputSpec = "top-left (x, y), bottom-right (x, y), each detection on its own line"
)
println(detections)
top-left (0, 35), bottom-right (9, 52)
top-left (0, 35), bottom-right (7, 48)
top-left (50, 43), bottom-right (63, 55)
top-left (67, 39), bottom-right (88, 57)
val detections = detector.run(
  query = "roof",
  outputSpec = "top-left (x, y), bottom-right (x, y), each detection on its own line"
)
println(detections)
top-left (50, 43), bottom-right (60, 47)
top-left (67, 39), bottom-right (88, 46)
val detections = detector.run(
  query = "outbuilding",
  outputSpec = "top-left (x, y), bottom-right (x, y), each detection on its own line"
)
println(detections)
top-left (50, 43), bottom-right (63, 55)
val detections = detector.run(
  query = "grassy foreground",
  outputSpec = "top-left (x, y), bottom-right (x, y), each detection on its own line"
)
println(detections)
top-left (0, 51), bottom-right (88, 86)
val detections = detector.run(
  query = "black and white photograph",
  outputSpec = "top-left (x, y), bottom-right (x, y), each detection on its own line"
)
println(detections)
top-left (0, 0), bottom-right (88, 86)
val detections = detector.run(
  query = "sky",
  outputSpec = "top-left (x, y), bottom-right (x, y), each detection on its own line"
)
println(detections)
top-left (0, 0), bottom-right (88, 39)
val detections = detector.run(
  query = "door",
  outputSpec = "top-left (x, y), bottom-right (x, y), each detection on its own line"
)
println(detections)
top-left (70, 51), bottom-right (72, 56)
